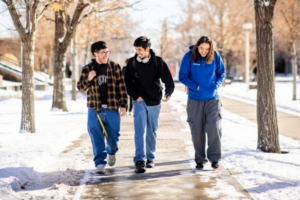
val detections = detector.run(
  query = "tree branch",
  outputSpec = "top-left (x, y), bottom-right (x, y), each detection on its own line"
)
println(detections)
top-left (37, 3), bottom-right (50, 21)
top-left (29, 0), bottom-right (41, 40)
top-left (43, 15), bottom-right (55, 22)
top-left (60, 2), bottom-right (90, 52)
top-left (6, 0), bottom-right (26, 42)
top-left (280, 9), bottom-right (291, 28)
top-left (78, 0), bottom-right (141, 24)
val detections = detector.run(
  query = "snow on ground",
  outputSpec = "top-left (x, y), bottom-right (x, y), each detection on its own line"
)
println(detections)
top-left (170, 87), bottom-right (300, 200)
top-left (0, 86), bottom-right (94, 199)
top-left (1, 81), bottom-right (300, 199)
top-left (218, 81), bottom-right (300, 117)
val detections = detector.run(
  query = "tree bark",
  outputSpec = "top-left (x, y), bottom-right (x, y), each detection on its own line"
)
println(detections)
top-left (71, 31), bottom-right (78, 101)
top-left (52, 11), bottom-right (68, 111)
top-left (254, 0), bottom-right (280, 153)
top-left (5, 0), bottom-right (44, 133)
top-left (20, 42), bottom-right (36, 133)
top-left (291, 40), bottom-right (297, 100)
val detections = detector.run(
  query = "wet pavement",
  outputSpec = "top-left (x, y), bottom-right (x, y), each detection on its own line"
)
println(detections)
top-left (72, 102), bottom-right (252, 200)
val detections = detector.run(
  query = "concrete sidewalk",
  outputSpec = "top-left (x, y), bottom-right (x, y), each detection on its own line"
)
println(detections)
top-left (220, 96), bottom-right (300, 141)
top-left (176, 84), bottom-right (300, 140)
top-left (73, 102), bottom-right (252, 199)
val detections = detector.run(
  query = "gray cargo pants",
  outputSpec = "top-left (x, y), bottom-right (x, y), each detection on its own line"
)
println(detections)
top-left (187, 98), bottom-right (222, 163)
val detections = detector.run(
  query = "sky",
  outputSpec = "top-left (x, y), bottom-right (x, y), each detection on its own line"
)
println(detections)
top-left (0, 0), bottom-right (186, 38)
top-left (127, 0), bottom-right (184, 36)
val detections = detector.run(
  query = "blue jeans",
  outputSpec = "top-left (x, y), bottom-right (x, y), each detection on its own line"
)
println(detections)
top-left (87, 108), bottom-right (120, 166)
top-left (133, 100), bottom-right (161, 164)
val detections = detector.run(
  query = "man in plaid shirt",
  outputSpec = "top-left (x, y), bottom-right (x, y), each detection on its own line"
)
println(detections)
top-left (77, 41), bottom-right (127, 174)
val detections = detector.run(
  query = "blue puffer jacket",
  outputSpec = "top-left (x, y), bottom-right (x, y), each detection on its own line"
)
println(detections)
top-left (179, 45), bottom-right (225, 101)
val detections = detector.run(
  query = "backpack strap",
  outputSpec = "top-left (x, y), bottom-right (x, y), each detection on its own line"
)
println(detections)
top-left (132, 56), bottom-right (160, 78)
top-left (88, 63), bottom-right (93, 72)
top-left (109, 61), bottom-right (115, 77)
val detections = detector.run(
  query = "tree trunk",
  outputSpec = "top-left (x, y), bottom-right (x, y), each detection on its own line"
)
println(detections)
top-left (20, 43), bottom-right (36, 133)
top-left (52, 11), bottom-right (68, 111)
top-left (71, 31), bottom-right (78, 101)
top-left (291, 40), bottom-right (297, 100)
top-left (254, 0), bottom-right (280, 153)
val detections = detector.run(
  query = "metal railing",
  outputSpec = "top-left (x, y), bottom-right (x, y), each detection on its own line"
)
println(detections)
top-left (0, 54), bottom-right (21, 67)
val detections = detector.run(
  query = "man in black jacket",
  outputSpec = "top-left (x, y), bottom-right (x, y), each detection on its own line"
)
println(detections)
top-left (125, 36), bottom-right (175, 173)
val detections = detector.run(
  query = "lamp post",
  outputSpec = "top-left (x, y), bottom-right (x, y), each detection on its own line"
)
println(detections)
top-left (243, 22), bottom-right (252, 91)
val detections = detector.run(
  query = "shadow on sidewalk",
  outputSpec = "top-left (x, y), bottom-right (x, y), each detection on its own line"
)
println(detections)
top-left (86, 168), bottom-right (194, 185)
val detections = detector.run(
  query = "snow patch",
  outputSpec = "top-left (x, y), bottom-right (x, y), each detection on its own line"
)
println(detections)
top-left (58, 33), bottom-right (66, 43)
top-left (51, 107), bottom-right (63, 112)
top-left (19, 129), bottom-right (30, 134)
top-left (263, 0), bottom-right (270, 7)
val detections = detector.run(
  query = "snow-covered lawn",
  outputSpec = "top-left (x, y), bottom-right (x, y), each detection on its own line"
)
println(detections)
top-left (170, 83), bottom-right (300, 200)
top-left (0, 87), bottom-right (93, 199)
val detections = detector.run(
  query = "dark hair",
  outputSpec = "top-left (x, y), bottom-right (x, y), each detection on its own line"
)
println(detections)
top-left (91, 41), bottom-right (108, 56)
top-left (125, 58), bottom-right (129, 64)
top-left (134, 36), bottom-right (151, 50)
top-left (192, 36), bottom-right (214, 64)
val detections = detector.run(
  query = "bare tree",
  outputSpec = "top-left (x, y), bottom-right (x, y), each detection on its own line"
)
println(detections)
top-left (277, 0), bottom-right (299, 100)
top-left (49, 0), bottom-right (140, 111)
top-left (159, 19), bottom-right (171, 60)
top-left (2, 0), bottom-right (51, 133)
top-left (197, 0), bottom-right (255, 78)
top-left (254, 0), bottom-right (281, 153)
top-left (176, 0), bottom-right (200, 53)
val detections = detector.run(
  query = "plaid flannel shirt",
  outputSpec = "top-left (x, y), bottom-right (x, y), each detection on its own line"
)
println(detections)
top-left (77, 60), bottom-right (127, 113)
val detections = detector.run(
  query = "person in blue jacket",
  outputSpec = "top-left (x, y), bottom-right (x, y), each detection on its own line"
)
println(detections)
top-left (179, 36), bottom-right (225, 170)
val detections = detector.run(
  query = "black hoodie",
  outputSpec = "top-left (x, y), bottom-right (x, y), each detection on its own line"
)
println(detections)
top-left (125, 49), bottom-right (175, 106)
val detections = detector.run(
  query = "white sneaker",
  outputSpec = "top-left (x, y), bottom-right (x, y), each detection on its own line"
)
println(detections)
top-left (108, 154), bottom-right (116, 167)
top-left (96, 164), bottom-right (106, 174)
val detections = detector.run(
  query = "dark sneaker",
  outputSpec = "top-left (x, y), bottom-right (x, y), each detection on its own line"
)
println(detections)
top-left (146, 159), bottom-right (155, 168)
top-left (135, 161), bottom-right (146, 173)
top-left (211, 162), bottom-right (219, 169)
top-left (195, 163), bottom-right (204, 170)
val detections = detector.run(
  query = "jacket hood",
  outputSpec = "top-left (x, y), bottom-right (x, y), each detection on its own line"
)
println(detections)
top-left (189, 45), bottom-right (194, 51)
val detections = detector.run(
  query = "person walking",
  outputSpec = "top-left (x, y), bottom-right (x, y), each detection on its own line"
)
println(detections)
top-left (77, 41), bottom-right (127, 174)
top-left (125, 36), bottom-right (175, 173)
top-left (179, 36), bottom-right (225, 170)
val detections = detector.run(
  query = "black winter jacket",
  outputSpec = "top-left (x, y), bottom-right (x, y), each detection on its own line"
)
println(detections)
top-left (125, 49), bottom-right (175, 106)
